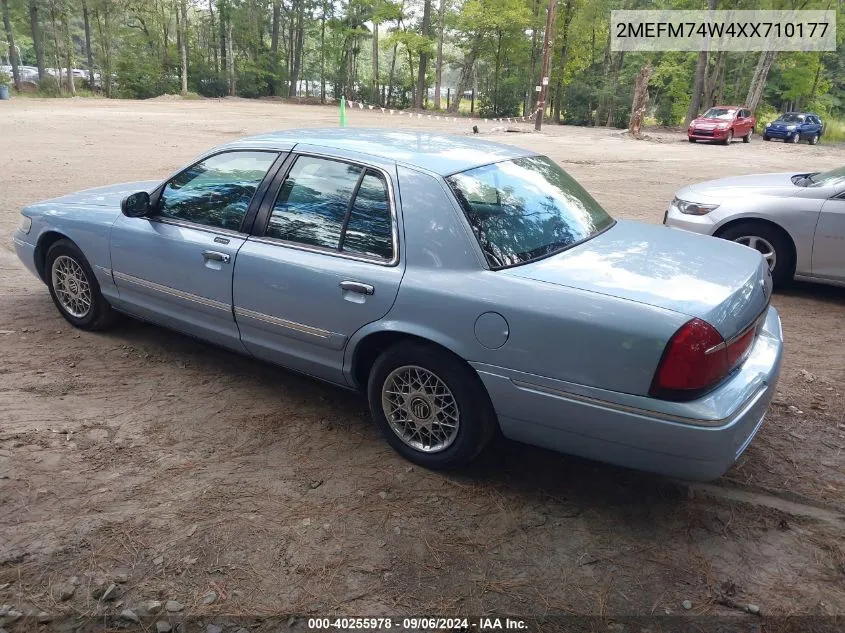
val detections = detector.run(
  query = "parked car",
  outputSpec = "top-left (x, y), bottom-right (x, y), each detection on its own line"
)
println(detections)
top-left (763, 112), bottom-right (824, 144)
top-left (12, 129), bottom-right (783, 481)
top-left (688, 106), bottom-right (756, 144)
top-left (664, 165), bottom-right (845, 287)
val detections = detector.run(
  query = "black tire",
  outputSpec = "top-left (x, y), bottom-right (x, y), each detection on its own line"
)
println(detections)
top-left (809, 134), bottom-right (819, 145)
top-left (45, 239), bottom-right (118, 331)
top-left (367, 341), bottom-right (498, 470)
top-left (743, 129), bottom-right (752, 143)
top-left (688, 137), bottom-right (696, 143)
top-left (723, 129), bottom-right (733, 145)
top-left (717, 222), bottom-right (793, 287)
top-left (790, 133), bottom-right (800, 144)
top-left (763, 135), bottom-right (770, 141)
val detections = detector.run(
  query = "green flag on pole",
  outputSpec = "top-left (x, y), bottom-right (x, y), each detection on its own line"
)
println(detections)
top-left (340, 96), bottom-right (346, 128)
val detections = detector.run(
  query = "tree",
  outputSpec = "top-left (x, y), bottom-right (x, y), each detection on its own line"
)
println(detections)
top-left (628, 62), bottom-right (651, 137)
top-left (432, 0), bottom-right (445, 108)
top-left (29, 0), bottom-right (46, 82)
top-left (414, 0), bottom-right (432, 108)
top-left (82, 0), bottom-right (96, 87)
top-left (2, 0), bottom-right (21, 90)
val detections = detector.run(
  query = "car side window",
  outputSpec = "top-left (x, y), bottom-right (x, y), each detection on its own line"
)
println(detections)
top-left (342, 172), bottom-right (393, 260)
top-left (158, 151), bottom-right (278, 231)
top-left (266, 156), bottom-right (395, 261)
top-left (266, 156), bottom-right (363, 249)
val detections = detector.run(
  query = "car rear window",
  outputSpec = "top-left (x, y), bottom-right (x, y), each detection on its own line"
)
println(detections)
top-left (446, 156), bottom-right (615, 269)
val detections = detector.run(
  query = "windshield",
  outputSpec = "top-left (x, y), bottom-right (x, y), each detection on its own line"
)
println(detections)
top-left (446, 156), bottom-right (615, 269)
top-left (702, 108), bottom-right (736, 120)
top-left (778, 113), bottom-right (805, 123)
top-left (806, 165), bottom-right (845, 186)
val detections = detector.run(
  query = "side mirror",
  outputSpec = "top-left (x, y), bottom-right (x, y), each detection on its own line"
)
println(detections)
top-left (121, 191), bottom-right (151, 218)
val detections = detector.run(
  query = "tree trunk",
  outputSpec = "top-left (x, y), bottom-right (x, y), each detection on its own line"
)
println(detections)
top-left (28, 0), bottom-right (46, 81)
top-left (552, 0), bottom-right (573, 124)
top-left (703, 49), bottom-right (725, 110)
top-left (605, 51), bottom-right (623, 127)
top-left (208, 0), bottom-right (217, 72)
top-left (414, 0), bottom-right (432, 108)
top-left (320, 5), bottom-right (326, 103)
top-left (61, 4), bottom-right (75, 95)
top-left (386, 39), bottom-right (398, 106)
top-left (525, 0), bottom-right (539, 114)
top-left (447, 39), bottom-right (479, 113)
top-left (1, 0), bottom-right (21, 90)
top-left (289, 1), bottom-right (304, 97)
top-left (492, 30), bottom-right (502, 114)
top-left (745, 49), bottom-right (777, 111)
top-left (219, 1), bottom-right (227, 80)
top-left (270, 0), bottom-right (280, 94)
top-left (226, 19), bottom-right (235, 95)
top-left (808, 53), bottom-right (823, 101)
top-left (178, 0), bottom-right (188, 94)
top-left (371, 21), bottom-right (379, 104)
top-left (684, 0), bottom-right (716, 125)
top-left (433, 0), bottom-right (446, 109)
top-left (94, 0), bottom-right (113, 97)
top-left (81, 0), bottom-right (95, 88)
top-left (627, 62), bottom-right (652, 138)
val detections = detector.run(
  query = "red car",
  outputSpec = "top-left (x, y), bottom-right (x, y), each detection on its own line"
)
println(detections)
top-left (688, 106), bottom-right (755, 145)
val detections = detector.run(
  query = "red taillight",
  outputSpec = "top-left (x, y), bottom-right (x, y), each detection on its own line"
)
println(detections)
top-left (650, 318), bottom-right (729, 399)
top-left (726, 326), bottom-right (756, 369)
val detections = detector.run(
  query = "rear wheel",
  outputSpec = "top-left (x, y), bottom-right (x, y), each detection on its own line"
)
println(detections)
top-left (718, 222), bottom-right (793, 287)
top-left (45, 239), bottom-right (117, 330)
top-left (743, 128), bottom-right (752, 143)
top-left (367, 341), bottom-right (497, 470)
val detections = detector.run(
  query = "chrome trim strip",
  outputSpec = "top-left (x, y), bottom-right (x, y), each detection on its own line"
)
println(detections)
top-left (95, 265), bottom-right (112, 276)
top-left (234, 306), bottom-right (332, 339)
top-left (509, 379), bottom-right (762, 428)
top-left (150, 216), bottom-right (247, 239)
top-left (112, 271), bottom-right (231, 312)
top-left (257, 155), bottom-right (400, 267)
top-left (12, 237), bottom-right (26, 247)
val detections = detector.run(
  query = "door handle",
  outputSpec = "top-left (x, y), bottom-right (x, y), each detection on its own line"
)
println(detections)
top-left (340, 280), bottom-right (375, 295)
top-left (202, 250), bottom-right (231, 264)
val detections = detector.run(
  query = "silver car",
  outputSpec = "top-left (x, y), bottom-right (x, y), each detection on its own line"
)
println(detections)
top-left (665, 166), bottom-right (845, 287)
top-left (12, 129), bottom-right (782, 481)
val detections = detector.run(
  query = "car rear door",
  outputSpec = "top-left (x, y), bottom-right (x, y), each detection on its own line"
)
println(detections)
top-left (232, 146), bottom-right (405, 385)
top-left (109, 150), bottom-right (285, 351)
top-left (812, 188), bottom-right (845, 281)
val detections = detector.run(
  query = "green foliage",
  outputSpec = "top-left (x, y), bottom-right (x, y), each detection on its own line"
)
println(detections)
top-left (37, 75), bottom-right (62, 97)
top-left (0, 70), bottom-right (10, 87)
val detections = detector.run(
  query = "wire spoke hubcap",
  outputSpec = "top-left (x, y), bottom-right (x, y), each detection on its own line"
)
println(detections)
top-left (51, 255), bottom-right (92, 318)
top-left (381, 365), bottom-right (460, 453)
top-left (734, 235), bottom-right (777, 272)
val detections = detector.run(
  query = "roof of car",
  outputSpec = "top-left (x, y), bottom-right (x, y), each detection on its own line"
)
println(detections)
top-left (782, 111), bottom-right (818, 116)
top-left (220, 128), bottom-right (535, 176)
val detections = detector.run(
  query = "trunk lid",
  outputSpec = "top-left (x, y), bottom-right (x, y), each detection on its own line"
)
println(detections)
top-left (503, 220), bottom-right (772, 340)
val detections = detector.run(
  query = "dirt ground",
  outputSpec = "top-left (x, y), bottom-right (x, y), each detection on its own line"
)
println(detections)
top-left (1, 98), bottom-right (845, 628)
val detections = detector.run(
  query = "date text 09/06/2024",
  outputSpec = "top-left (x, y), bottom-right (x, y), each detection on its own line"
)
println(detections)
top-left (307, 617), bottom-right (528, 630)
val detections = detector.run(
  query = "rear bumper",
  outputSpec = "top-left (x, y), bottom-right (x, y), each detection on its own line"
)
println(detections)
top-left (473, 306), bottom-right (783, 481)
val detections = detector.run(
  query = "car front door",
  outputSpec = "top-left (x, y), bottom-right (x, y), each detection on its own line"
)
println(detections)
top-left (812, 190), bottom-right (845, 281)
top-left (232, 149), bottom-right (405, 384)
top-left (109, 150), bottom-right (283, 351)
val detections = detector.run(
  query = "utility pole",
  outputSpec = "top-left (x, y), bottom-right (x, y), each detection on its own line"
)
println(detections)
top-left (534, 0), bottom-right (556, 131)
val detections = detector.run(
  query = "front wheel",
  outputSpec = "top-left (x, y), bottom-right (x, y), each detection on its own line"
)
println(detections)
top-left (688, 137), bottom-right (696, 143)
top-left (46, 239), bottom-right (117, 330)
top-left (718, 222), bottom-right (793, 287)
top-left (809, 134), bottom-right (819, 145)
top-left (723, 129), bottom-right (734, 145)
top-left (790, 133), bottom-right (800, 144)
top-left (763, 134), bottom-right (771, 141)
top-left (367, 342), bottom-right (497, 470)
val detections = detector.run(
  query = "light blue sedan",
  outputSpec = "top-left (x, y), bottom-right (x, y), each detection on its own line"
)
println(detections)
top-left (12, 129), bottom-right (783, 480)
